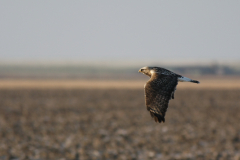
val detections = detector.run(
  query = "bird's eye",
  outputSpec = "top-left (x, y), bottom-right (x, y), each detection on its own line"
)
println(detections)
top-left (141, 69), bottom-right (144, 72)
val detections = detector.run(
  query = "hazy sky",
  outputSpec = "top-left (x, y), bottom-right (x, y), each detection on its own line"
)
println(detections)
top-left (0, 1), bottom-right (240, 64)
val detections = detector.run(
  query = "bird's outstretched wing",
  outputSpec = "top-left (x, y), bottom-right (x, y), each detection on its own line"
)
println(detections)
top-left (144, 74), bottom-right (178, 123)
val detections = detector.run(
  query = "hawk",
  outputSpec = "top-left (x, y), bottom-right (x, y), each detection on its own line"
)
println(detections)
top-left (139, 66), bottom-right (200, 123)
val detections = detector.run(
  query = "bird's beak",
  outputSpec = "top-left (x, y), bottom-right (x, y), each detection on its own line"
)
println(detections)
top-left (139, 67), bottom-right (148, 73)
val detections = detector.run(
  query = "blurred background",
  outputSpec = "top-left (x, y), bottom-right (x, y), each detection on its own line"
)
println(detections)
top-left (0, 1), bottom-right (240, 79)
top-left (0, 1), bottom-right (240, 160)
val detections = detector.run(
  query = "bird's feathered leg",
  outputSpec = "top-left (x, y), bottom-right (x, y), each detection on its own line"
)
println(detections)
top-left (171, 88), bottom-right (176, 99)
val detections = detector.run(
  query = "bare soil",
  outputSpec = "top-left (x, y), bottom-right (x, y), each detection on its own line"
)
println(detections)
top-left (0, 89), bottom-right (240, 160)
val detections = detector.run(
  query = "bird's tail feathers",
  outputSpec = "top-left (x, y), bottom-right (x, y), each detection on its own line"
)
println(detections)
top-left (190, 80), bottom-right (200, 84)
top-left (178, 76), bottom-right (200, 84)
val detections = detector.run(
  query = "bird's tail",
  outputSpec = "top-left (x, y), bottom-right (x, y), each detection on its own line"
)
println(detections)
top-left (190, 80), bottom-right (200, 84)
top-left (178, 76), bottom-right (200, 84)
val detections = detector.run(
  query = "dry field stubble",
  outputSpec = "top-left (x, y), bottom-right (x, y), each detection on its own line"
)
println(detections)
top-left (0, 78), bottom-right (240, 89)
top-left (0, 85), bottom-right (240, 159)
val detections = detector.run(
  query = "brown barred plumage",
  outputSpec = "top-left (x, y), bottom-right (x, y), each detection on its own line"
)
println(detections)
top-left (139, 66), bottom-right (199, 123)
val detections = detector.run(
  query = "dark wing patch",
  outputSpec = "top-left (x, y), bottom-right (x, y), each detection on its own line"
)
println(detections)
top-left (144, 74), bottom-right (178, 123)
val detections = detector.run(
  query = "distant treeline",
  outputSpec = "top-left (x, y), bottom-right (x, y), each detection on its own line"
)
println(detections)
top-left (0, 64), bottom-right (240, 79)
top-left (168, 64), bottom-right (240, 76)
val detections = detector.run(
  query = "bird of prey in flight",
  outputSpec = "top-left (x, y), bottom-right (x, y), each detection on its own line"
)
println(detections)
top-left (139, 66), bottom-right (200, 123)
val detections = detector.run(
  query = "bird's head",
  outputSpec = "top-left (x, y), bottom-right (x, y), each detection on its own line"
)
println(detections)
top-left (138, 66), bottom-right (162, 77)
